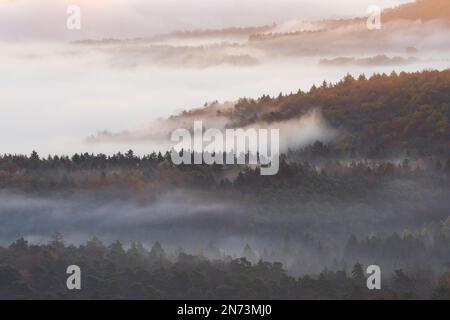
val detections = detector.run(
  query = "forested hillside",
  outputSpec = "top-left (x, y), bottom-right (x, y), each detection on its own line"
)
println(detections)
top-left (224, 70), bottom-right (450, 156)
top-left (383, 0), bottom-right (450, 22)
top-left (1, 69), bottom-right (449, 300)
top-left (1, 236), bottom-right (450, 300)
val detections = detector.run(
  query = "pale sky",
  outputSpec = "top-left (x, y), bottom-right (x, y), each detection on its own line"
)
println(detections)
top-left (3, 0), bottom-right (439, 156)
top-left (0, 0), bottom-right (413, 41)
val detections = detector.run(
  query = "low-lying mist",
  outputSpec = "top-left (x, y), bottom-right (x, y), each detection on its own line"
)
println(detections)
top-left (87, 107), bottom-right (339, 153)
top-left (1, 173), bottom-right (449, 276)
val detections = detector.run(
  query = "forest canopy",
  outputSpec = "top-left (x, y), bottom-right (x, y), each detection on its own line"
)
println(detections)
top-left (225, 70), bottom-right (450, 157)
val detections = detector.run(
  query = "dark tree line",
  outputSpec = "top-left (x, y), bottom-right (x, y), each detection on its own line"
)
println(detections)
top-left (1, 235), bottom-right (449, 300)
top-left (0, 149), bottom-right (449, 198)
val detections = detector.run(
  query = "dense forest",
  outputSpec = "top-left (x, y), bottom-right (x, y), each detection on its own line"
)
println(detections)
top-left (1, 147), bottom-right (448, 213)
top-left (1, 235), bottom-right (449, 300)
top-left (1, 0), bottom-right (450, 301)
top-left (0, 149), bottom-right (449, 295)
top-left (212, 70), bottom-right (450, 157)
top-left (0, 148), bottom-right (449, 203)
top-left (1, 69), bottom-right (450, 299)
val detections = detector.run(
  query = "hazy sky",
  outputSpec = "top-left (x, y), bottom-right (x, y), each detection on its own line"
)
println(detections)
top-left (1, 0), bottom-right (413, 41)
top-left (2, 0), bottom-right (446, 156)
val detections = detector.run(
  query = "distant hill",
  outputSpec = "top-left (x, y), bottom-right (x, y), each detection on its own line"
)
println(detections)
top-left (173, 70), bottom-right (450, 157)
top-left (383, 0), bottom-right (450, 22)
top-left (249, 0), bottom-right (450, 41)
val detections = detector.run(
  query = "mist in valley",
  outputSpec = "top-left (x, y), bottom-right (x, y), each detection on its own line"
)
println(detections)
top-left (1, 1), bottom-right (450, 299)
top-left (0, 171), bottom-right (449, 277)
